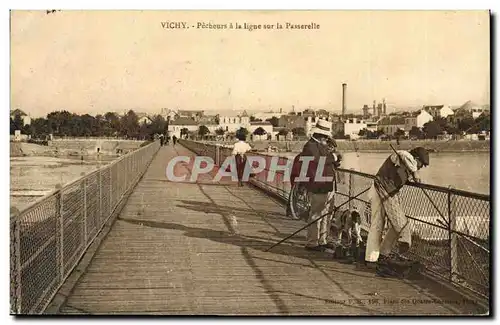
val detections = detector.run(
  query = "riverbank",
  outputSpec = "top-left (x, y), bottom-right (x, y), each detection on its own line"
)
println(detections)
top-left (202, 139), bottom-right (490, 153)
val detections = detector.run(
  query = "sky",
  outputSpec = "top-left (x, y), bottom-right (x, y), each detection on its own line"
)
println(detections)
top-left (10, 10), bottom-right (490, 117)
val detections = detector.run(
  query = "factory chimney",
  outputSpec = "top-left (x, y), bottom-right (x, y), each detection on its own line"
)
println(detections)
top-left (341, 83), bottom-right (347, 117)
top-left (383, 98), bottom-right (387, 115)
top-left (373, 100), bottom-right (376, 116)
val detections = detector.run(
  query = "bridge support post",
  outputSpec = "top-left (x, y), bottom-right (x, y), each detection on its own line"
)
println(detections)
top-left (448, 187), bottom-right (458, 283)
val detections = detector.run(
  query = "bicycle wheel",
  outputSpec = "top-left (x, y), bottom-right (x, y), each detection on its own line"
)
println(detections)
top-left (288, 183), bottom-right (311, 221)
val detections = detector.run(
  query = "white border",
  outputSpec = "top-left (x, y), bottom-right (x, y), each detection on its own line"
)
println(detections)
top-left (4, 2), bottom-right (498, 324)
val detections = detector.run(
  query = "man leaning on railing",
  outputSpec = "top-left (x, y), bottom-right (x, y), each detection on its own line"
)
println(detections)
top-left (365, 146), bottom-right (430, 277)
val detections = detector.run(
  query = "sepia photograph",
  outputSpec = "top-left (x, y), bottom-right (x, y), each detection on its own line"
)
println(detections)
top-left (9, 9), bottom-right (491, 316)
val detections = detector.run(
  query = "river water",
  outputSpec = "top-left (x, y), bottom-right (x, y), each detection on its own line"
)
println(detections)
top-left (10, 155), bottom-right (117, 211)
top-left (275, 151), bottom-right (490, 195)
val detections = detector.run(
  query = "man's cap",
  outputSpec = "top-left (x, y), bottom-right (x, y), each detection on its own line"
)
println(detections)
top-left (409, 147), bottom-right (430, 166)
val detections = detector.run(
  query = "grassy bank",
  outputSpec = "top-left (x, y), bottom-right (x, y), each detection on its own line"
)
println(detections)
top-left (202, 140), bottom-right (490, 153)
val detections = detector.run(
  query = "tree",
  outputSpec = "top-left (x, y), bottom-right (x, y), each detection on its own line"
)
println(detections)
top-left (409, 126), bottom-right (423, 139)
top-left (119, 110), bottom-right (140, 139)
top-left (422, 121), bottom-right (442, 139)
top-left (10, 118), bottom-right (15, 135)
top-left (278, 129), bottom-right (289, 136)
top-left (394, 128), bottom-right (405, 138)
top-left (215, 127), bottom-right (225, 136)
top-left (266, 116), bottom-right (280, 127)
top-left (237, 127), bottom-right (249, 139)
top-left (13, 114), bottom-right (24, 131)
top-left (291, 127), bottom-right (306, 136)
top-left (104, 112), bottom-right (121, 136)
top-left (253, 127), bottom-right (266, 136)
top-left (47, 110), bottom-right (72, 136)
top-left (180, 128), bottom-right (189, 138)
top-left (198, 125), bottom-right (210, 138)
top-left (470, 114), bottom-right (490, 134)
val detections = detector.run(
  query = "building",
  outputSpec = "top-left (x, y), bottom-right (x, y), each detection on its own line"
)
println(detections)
top-left (169, 117), bottom-right (199, 138)
top-left (404, 110), bottom-right (434, 131)
top-left (217, 110), bottom-right (250, 133)
top-left (136, 113), bottom-right (152, 125)
top-left (343, 117), bottom-right (368, 137)
top-left (253, 111), bottom-right (283, 121)
top-left (378, 116), bottom-right (406, 136)
top-left (249, 121), bottom-right (273, 140)
top-left (160, 108), bottom-right (178, 121)
top-left (453, 100), bottom-right (490, 120)
top-left (423, 105), bottom-right (454, 119)
top-left (10, 109), bottom-right (31, 126)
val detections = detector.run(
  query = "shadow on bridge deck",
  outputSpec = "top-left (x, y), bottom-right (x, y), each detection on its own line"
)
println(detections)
top-left (49, 145), bottom-right (485, 315)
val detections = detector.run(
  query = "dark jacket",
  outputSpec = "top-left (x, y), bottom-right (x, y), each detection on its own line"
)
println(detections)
top-left (375, 154), bottom-right (412, 197)
top-left (292, 138), bottom-right (336, 193)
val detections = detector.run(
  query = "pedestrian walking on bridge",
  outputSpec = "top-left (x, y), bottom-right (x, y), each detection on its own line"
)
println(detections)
top-left (232, 130), bottom-right (252, 187)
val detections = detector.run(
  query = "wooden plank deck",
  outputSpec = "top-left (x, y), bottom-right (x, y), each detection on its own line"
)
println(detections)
top-left (56, 145), bottom-right (485, 315)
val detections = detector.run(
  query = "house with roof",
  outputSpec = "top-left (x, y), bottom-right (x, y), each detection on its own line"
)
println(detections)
top-left (452, 100), bottom-right (489, 121)
top-left (404, 110), bottom-right (433, 131)
top-left (169, 117), bottom-right (199, 138)
top-left (217, 110), bottom-right (250, 133)
top-left (136, 113), bottom-right (152, 125)
top-left (423, 105), bottom-right (454, 119)
top-left (10, 109), bottom-right (31, 126)
top-left (249, 121), bottom-right (273, 140)
top-left (378, 116), bottom-right (406, 136)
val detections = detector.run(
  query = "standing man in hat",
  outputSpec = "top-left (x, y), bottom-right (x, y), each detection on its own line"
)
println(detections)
top-left (297, 119), bottom-right (338, 251)
top-left (365, 147), bottom-right (430, 273)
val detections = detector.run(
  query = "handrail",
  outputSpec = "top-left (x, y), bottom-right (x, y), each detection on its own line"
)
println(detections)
top-left (179, 139), bottom-right (491, 300)
top-left (10, 140), bottom-right (161, 314)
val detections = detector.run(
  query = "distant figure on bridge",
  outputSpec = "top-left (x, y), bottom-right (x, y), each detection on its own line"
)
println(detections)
top-left (159, 134), bottom-right (164, 146)
top-left (365, 147), bottom-right (429, 276)
top-left (165, 135), bottom-right (170, 146)
top-left (294, 119), bottom-right (337, 252)
top-left (232, 130), bottom-right (252, 187)
top-left (172, 135), bottom-right (177, 146)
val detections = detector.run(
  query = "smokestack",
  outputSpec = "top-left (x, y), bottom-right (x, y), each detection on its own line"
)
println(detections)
top-left (342, 83), bottom-right (347, 117)
top-left (373, 100), bottom-right (376, 116)
top-left (383, 98), bottom-right (387, 115)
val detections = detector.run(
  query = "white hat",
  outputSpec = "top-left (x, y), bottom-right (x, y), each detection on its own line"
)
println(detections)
top-left (310, 119), bottom-right (332, 137)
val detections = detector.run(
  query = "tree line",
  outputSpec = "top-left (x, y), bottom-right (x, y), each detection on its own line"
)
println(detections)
top-left (10, 110), bottom-right (170, 140)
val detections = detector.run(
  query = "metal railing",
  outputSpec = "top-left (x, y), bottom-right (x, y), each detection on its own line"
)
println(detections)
top-left (10, 141), bottom-right (161, 314)
top-left (179, 139), bottom-right (490, 299)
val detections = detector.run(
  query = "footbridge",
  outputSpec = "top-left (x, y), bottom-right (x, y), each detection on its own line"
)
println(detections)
top-left (10, 140), bottom-right (490, 315)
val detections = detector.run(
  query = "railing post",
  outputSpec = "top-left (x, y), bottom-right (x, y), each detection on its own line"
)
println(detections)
top-left (348, 169), bottom-right (353, 210)
top-left (109, 166), bottom-right (113, 215)
top-left (81, 175), bottom-right (87, 246)
top-left (99, 167), bottom-right (103, 224)
top-left (448, 187), bottom-right (458, 283)
top-left (10, 209), bottom-right (22, 314)
top-left (56, 184), bottom-right (65, 282)
top-left (215, 144), bottom-right (220, 166)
